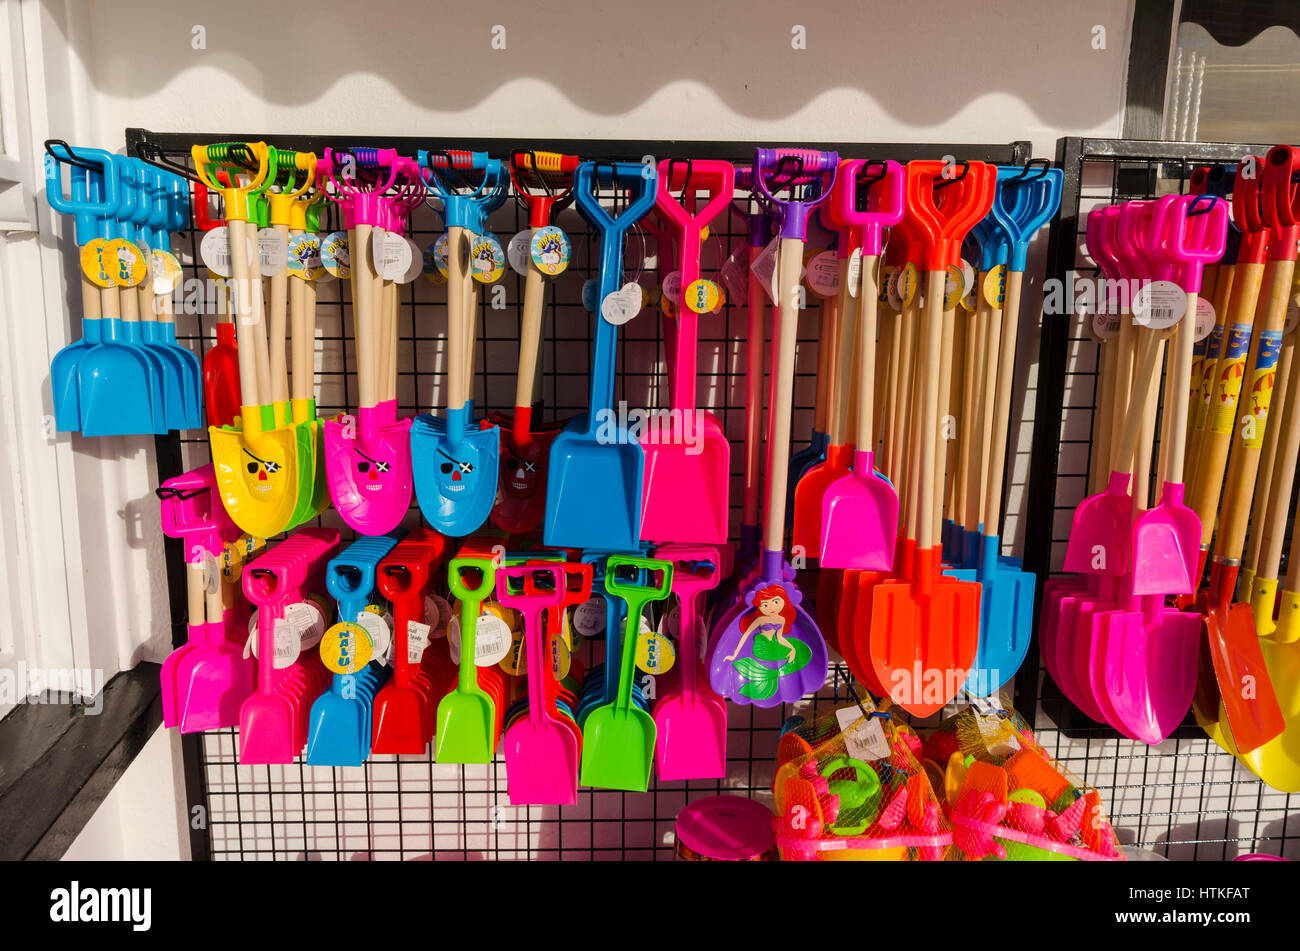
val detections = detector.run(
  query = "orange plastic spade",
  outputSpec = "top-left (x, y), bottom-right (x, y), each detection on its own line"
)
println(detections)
top-left (868, 161), bottom-right (991, 716)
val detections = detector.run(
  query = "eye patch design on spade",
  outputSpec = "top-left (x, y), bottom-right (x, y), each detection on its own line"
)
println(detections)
top-left (355, 449), bottom-right (391, 474)
top-left (438, 449), bottom-right (474, 475)
top-left (242, 449), bottom-right (280, 474)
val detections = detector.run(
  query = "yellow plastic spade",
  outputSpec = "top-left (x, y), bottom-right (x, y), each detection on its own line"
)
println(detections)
top-left (198, 142), bottom-right (300, 538)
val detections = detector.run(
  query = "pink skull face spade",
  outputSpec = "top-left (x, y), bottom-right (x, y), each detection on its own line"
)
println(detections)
top-left (354, 446), bottom-right (393, 494)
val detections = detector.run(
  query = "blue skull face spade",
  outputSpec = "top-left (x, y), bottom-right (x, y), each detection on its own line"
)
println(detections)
top-left (435, 446), bottom-right (478, 498)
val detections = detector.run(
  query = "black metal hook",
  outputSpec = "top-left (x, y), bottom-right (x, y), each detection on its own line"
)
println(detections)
top-left (153, 485), bottom-right (212, 502)
top-left (1187, 192), bottom-right (1219, 216)
top-left (1011, 158), bottom-right (1051, 183)
top-left (133, 142), bottom-right (204, 185)
top-left (664, 158), bottom-right (694, 208)
top-left (424, 149), bottom-right (475, 193)
top-left (854, 160), bottom-right (888, 214)
top-left (45, 139), bottom-right (100, 174)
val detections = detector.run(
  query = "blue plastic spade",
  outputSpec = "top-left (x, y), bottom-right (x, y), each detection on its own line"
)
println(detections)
top-left (46, 145), bottom-right (118, 433)
top-left (306, 531), bottom-right (404, 766)
top-left (545, 161), bottom-right (658, 550)
top-left (965, 165), bottom-right (1062, 694)
top-left (412, 154), bottom-right (509, 536)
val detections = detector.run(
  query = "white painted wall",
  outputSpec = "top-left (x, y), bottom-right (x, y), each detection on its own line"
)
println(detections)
top-left (24, 0), bottom-right (1135, 859)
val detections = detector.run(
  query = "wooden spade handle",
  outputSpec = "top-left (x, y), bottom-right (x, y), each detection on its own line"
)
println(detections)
top-left (962, 287), bottom-right (988, 531)
top-left (186, 558), bottom-right (205, 628)
top-left (983, 269), bottom-right (1024, 536)
top-left (763, 238), bottom-right (806, 552)
top-left (1255, 327), bottom-right (1300, 581)
top-left (81, 275), bottom-right (102, 321)
top-left (268, 223), bottom-right (290, 406)
top-left (381, 277), bottom-right (398, 403)
top-left (812, 295), bottom-right (833, 434)
top-left (246, 226), bottom-right (272, 410)
top-left (856, 255), bottom-right (881, 450)
top-left (351, 223), bottom-right (376, 410)
top-left (936, 299), bottom-right (957, 533)
top-left (1163, 292), bottom-right (1199, 486)
top-left (823, 282), bottom-right (848, 445)
top-left (1192, 260), bottom-right (1267, 546)
top-left (226, 219), bottom-right (259, 408)
top-left (976, 282), bottom-right (1003, 532)
top-left (445, 226), bottom-right (466, 410)
top-left (919, 270), bottom-right (946, 549)
top-left (516, 236), bottom-right (547, 410)
top-left (1111, 328), bottom-right (1164, 480)
top-left (1217, 257), bottom-right (1297, 561)
top-left (1245, 332), bottom-right (1293, 575)
top-left (288, 238), bottom-right (310, 403)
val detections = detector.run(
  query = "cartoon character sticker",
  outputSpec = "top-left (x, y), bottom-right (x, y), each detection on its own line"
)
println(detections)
top-left (530, 226), bottom-right (571, 277)
top-left (470, 234), bottom-right (505, 284)
top-left (1209, 323), bottom-right (1252, 434)
top-left (722, 583), bottom-right (812, 702)
top-left (1243, 330), bottom-right (1282, 448)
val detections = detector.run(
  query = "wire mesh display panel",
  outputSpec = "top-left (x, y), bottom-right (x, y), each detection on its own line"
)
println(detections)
top-left (1021, 137), bottom-right (1300, 860)
top-left (128, 131), bottom-right (1299, 862)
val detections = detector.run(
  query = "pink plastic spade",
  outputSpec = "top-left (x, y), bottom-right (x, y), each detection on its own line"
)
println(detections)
top-left (639, 159), bottom-right (734, 544)
top-left (496, 563), bottom-right (581, 806)
top-left (654, 545), bottom-right (728, 781)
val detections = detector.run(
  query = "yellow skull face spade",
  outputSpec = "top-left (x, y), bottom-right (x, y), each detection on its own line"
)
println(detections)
top-left (209, 425), bottom-right (299, 537)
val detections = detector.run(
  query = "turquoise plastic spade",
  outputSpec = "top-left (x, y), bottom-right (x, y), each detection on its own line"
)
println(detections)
top-left (46, 144), bottom-right (118, 432)
top-left (117, 155), bottom-right (187, 431)
top-left (411, 154), bottom-right (509, 535)
top-left (966, 166), bottom-right (1062, 695)
top-left (71, 151), bottom-right (161, 437)
top-left (545, 162), bottom-right (658, 550)
top-left (306, 531), bottom-right (404, 766)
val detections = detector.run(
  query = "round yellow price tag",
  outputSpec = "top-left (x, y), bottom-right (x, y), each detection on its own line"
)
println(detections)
top-left (684, 279), bottom-right (722, 315)
top-left (319, 621), bottom-right (373, 675)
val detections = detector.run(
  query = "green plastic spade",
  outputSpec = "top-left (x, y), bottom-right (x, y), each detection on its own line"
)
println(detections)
top-left (579, 554), bottom-right (672, 792)
top-left (435, 555), bottom-right (499, 764)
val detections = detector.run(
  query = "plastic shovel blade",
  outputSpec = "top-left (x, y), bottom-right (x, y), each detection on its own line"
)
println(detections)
top-left (238, 692), bottom-right (298, 764)
top-left (791, 444), bottom-right (853, 558)
top-left (1038, 576), bottom-right (1084, 688)
top-left (966, 535), bottom-right (1036, 695)
top-left (868, 548), bottom-right (980, 716)
top-left (1061, 471), bottom-right (1132, 576)
top-left (371, 680), bottom-right (431, 755)
top-left (176, 631), bottom-right (254, 733)
top-left (1100, 606), bottom-right (1199, 744)
top-left (160, 633), bottom-right (198, 728)
top-left (639, 422), bottom-right (730, 544)
top-left (544, 421), bottom-right (645, 550)
top-left (412, 412), bottom-right (500, 538)
top-left (435, 689), bottom-right (497, 764)
top-left (786, 430), bottom-right (828, 521)
top-left (816, 452), bottom-right (899, 569)
top-left (1207, 602), bottom-right (1287, 753)
top-left (203, 335), bottom-right (241, 429)
top-left (1131, 482), bottom-right (1199, 596)
top-left (1238, 637), bottom-right (1300, 791)
top-left (504, 716), bottom-right (580, 805)
top-left (52, 336), bottom-right (93, 432)
top-left (209, 424), bottom-right (300, 538)
top-left (654, 690), bottom-right (727, 781)
top-left (304, 680), bottom-right (369, 767)
top-left (79, 342), bottom-right (158, 436)
top-left (491, 431), bottom-right (556, 534)
top-left (578, 705), bottom-right (657, 792)
top-left (323, 414), bottom-right (414, 535)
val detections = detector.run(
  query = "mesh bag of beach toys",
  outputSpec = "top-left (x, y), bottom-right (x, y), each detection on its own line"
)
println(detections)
top-left (920, 694), bottom-right (1125, 861)
top-left (772, 698), bottom-right (954, 861)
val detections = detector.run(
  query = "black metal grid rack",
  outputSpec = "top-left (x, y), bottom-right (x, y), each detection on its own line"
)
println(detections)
top-left (128, 129), bottom-right (1296, 861)
top-left (1020, 137), bottom-right (1300, 859)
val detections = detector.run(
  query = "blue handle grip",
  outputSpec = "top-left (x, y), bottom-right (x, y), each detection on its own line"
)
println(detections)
top-left (573, 161), bottom-right (658, 417)
top-left (989, 166), bottom-right (1063, 272)
top-left (45, 146), bottom-right (119, 246)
